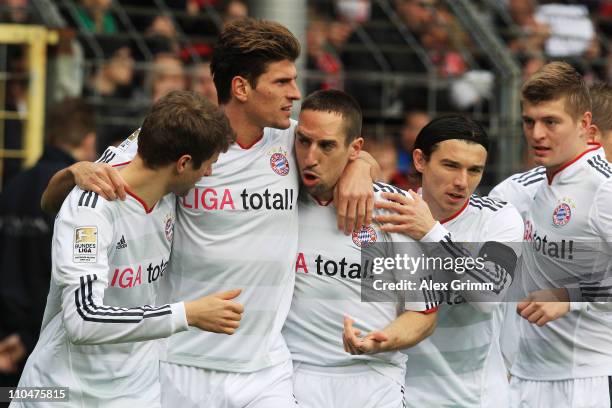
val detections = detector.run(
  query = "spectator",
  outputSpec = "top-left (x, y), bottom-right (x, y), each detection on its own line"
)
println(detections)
top-left (0, 98), bottom-right (96, 390)
top-left (145, 15), bottom-right (180, 54)
top-left (395, 0), bottom-right (436, 36)
top-left (336, 0), bottom-right (371, 24)
top-left (222, 0), bottom-right (248, 25)
top-left (535, 2), bottom-right (595, 58)
top-left (0, 0), bottom-right (31, 24)
top-left (74, 0), bottom-right (118, 34)
top-left (364, 138), bottom-right (399, 184)
top-left (189, 61), bottom-right (217, 104)
top-left (1, 45), bottom-right (28, 187)
top-left (147, 54), bottom-right (186, 103)
top-left (505, 0), bottom-right (550, 56)
top-left (84, 41), bottom-right (134, 99)
top-left (398, 110), bottom-right (430, 174)
top-left (306, 16), bottom-right (345, 93)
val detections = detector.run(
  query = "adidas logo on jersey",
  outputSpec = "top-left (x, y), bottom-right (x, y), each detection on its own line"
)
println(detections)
top-left (116, 235), bottom-right (128, 250)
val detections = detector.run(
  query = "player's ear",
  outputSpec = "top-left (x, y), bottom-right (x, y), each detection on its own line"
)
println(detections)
top-left (580, 111), bottom-right (592, 134)
top-left (413, 149), bottom-right (426, 172)
top-left (231, 75), bottom-right (249, 103)
top-left (587, 122), bottom-right (601, 144)
top-left (348, 137), bottom-right (364, 160)
top-left (176, 155), bottom-right (192, 174)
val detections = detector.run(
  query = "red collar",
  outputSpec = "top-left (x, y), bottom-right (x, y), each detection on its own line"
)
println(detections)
top-left (125, 188), bottom-right (155, 214)
top-left (440, 197), bottom-right (469, 224)
top-left (546, 144), bottom-right (601, 184)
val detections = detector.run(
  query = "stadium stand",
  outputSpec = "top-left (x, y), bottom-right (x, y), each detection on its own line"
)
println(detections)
top-left (0, 0), bottom-right (610, 189)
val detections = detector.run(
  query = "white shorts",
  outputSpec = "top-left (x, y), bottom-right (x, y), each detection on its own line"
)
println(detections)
top-left (510, 376), bottom-right (611, 408)
top-left (293, 363), bottom-right (405, 408)
top-left (160, 359), bottom-right (298, 408)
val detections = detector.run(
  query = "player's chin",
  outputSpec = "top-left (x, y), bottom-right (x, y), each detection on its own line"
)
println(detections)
top-left (273, 116), bottom-right (291, 130)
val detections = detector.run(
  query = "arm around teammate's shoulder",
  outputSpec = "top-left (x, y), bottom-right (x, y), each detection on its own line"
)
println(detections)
top-left (41, 162), bottom-right (128, 214)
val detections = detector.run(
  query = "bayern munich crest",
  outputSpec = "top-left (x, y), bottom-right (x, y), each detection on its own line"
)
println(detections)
top-left (552, 203), bottom-right (572, 227)
top-left (270, 152), bottom-right (290, 176)
top-left (352, 226), bottom-right (377, 248)
top-left (163, 213), bottom-right (175, 242)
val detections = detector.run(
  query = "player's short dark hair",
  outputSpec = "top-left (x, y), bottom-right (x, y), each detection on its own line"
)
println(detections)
top-left (300, 89), bottom-right (362, 145)
top-left (590, 82), bottom-right (612, 133)
top-left (46, 98), bottom-right (95, 147)
top-left (211, 18), bottom-right (300, 104)
top-left (137, 90), bottom-right (235, 169)
top-left (521, 61), bottom-right (591, 121)
top-left (414, 114), bottom-right (489, 160)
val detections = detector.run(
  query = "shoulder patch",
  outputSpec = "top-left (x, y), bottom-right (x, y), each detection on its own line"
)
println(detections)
top-left (587, 155), bottom-right (612, 179)
top-left (73, 226), bottom-right (98, 263)
top-left (469, 194), bottom-right (506, 212)
top-left (510, 166), bottom-right (546, 186)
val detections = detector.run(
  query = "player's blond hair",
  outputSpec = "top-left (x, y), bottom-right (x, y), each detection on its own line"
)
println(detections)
top-left (521, 61), bottom-right (591, 121)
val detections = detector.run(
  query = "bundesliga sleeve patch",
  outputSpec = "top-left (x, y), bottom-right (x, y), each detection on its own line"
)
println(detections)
top-left (73, 226), bottom-right (98, 263)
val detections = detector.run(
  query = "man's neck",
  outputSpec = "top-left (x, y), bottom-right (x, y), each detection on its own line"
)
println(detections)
top-left (119, 156), bottom-right (169, 209)
top-left (310, 190), bottom-right (333, 205)
top-left (422, 190), bottom-right (465, 222)
top-left (545, 141), bottom-right (592, 179)
top-left (222, 102), bottom-right (264, 148)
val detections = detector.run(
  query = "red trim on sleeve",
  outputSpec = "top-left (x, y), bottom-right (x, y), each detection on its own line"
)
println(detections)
top-left (111, 161), bottom-right (131, 168)
top-left (125, 188), bottom-right (155, 214)
top-left (440, 198), bottom-right (469, 224)
top-left (419, 306), bottom-right (438, 314)
top-left (547, 144), bottom-right (601, 184)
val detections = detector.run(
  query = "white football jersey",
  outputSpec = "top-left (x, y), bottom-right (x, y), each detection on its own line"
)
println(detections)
top-left (103, 122), bottom-right (299, 372)
top-left (283, 183), bottom-right (435, 384)
top-left (489, 166), bottom-right (546, 219)
top-left (508, 146), bottom-right (612, 380)
top-left (489, 166), bottom-right (546, 371)
top-left (404, 195), bottom-right (524, 408)
top-left (16, 186), bottom-right (187, 407)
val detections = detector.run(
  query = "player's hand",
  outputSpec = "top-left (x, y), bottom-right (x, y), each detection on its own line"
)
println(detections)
top-left (342, 316), bottom-right (389, 355)
top-left (185, 289), bottom-right (244, 334)
top-left (0, 334), bottom-right (26, 374)
top-left (374, 191), bottom-right (436, 240)
top-left (69, 161), bottom-right (128, 201)
top-left (334, 159), bottom-right (374, 235)
top-left (517, 288), bottom-right (570, 326)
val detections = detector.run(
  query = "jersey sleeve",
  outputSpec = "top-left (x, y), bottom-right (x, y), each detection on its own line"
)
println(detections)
top-left (419, 205), bottom-right (523, 313)
top-left (590, 178), bottom-right (612, 245)
top-left (95, 129), bottom-right (139, 167)
top-left (61, 274), bottom-right (187, 345)
top-left (489, 168), bottom-right (545, 219)
top-left (53, 191), bottom-right (188, 345)
top-left (566, 180), bottom-right (612, 309)
top-left (371, 187), bottom-right (438, 313)
top-left (53, 192), bottom-right (114, 286)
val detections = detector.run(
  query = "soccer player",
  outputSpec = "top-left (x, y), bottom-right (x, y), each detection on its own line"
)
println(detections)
top-left (589, 82), bottom-right (612, 161)
top-left (489, 82), bottom-right (612, 376)
top-left (282, 90), bottom-right (437, 408)
top-left (11, 91), bottom-right (242, 407)
top-left (489, 62), bottom-right (612, 408)
top-left (374, 115), bottom-right (524, 407)
top-left (39, 19), bottom-right (378, 406)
